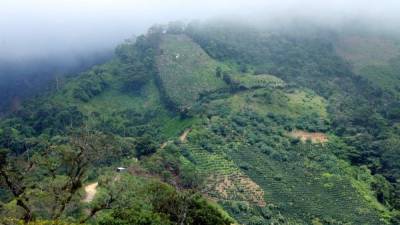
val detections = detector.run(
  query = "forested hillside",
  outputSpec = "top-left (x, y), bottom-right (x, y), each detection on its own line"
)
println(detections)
top-left (1, 21), bottom-right (400, 224)
top-left (0, 51), bottom-right (112, 115)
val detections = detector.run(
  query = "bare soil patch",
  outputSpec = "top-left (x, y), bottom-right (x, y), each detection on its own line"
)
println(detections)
top-left (290, 130), bottom-right (328, 143)
top-left (83, 182), bottom-right (98, 203)
top-left (209, 173), bottom-right (266, 207)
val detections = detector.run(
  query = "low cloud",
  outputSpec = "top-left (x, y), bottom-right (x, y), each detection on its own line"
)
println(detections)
top-left (1, 0), bottom-right (399, 62)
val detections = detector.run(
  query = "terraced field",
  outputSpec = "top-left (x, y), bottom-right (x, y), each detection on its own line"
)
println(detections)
top-left (228, 143), bottom-right (384, 224)
top-left (175, 80), bottom-right (388, 224)
top-left (184, 118), bottom-right (386, 224)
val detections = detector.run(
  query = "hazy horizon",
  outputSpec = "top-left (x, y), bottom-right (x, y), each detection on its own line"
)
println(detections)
top-left (1, 0), bottom-right (400, 63)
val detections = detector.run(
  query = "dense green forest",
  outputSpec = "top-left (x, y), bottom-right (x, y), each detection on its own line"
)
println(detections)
top-left (1, 21), bottom-right (400, 224)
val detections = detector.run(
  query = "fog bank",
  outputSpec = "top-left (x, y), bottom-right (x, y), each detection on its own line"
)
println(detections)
top-left (1, 0), bottom-right (400, 62)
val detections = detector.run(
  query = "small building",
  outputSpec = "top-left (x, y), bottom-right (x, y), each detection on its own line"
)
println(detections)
top-left (116, 167), bottom-right (127, 172)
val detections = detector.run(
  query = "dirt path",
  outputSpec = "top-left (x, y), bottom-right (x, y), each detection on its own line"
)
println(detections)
top-left (83, 182), bottom-right (98, 203)
top-left (160, 141), bottom-right (169, 149)
top-left (159, 128), bottom-right (191, 150)
top-left (179, 129), bottom-right (191, 142)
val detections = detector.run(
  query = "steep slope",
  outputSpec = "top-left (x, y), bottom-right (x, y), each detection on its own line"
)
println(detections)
top-left (0, 32), bottom-right (233, 225)
top-left (186, 22), bottom-right (400, 223)
top-left (152, 31), bottom-right (389, 224)
top-left (334, 31), bottom-right (400, 72)
top-left (156, 34), bottom-right (227, 111)
top-left (1, 22), bottom-right (399, 225)
top-left (180, 86), bottom-right (387, 224)
top-left (0, 52), bottom-right (112, 114)
top-left (334, 31), bottom-right (400, 98)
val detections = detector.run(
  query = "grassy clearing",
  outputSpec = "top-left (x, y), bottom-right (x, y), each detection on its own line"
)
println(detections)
top-left (285, 89), bottom-right (328, 119)
top-left (210, 87), bottom-right (328, 121)
top-left (160, 116), bottom-right (199, 138)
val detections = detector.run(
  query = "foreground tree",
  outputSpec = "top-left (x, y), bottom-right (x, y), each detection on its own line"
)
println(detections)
top-left (0, 148), bottom-right (33, 222)
top-left (0, 129), bottom-right (116, 222)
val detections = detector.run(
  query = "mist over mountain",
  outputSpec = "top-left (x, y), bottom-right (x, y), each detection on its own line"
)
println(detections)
top-left (2, 0), bottom-right (399, 113)
top-left (1, 1), bottom-right (400, 224)
top-left (2, 0), bottom-right (400, 62)
top-left (0, 50), bottom-right (112, 114)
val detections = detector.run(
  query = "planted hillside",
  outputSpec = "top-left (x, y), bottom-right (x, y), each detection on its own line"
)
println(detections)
top-left (185, 22), bottom-right (400, 222)
top-left (156, 34), bottom-right (227, 111)
top-left (1, 21), bottom-right (400, 225)
top-left (0, 28), bottom-right (233, 225)
top-left (179, 82), bottom-right (388, 224)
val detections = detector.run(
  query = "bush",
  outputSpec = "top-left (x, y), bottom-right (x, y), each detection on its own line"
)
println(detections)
top-left (135, 135), bottom-right (157, 159)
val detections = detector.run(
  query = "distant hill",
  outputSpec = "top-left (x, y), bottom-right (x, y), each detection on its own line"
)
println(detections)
top-left (0, 50), bottom-right (112, 115)
top-left (334, 31), bottom-right (400, 98)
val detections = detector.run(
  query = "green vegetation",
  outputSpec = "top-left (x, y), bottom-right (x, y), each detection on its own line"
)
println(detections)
top-left (156, 34), bottom-right (227, 111)
top-left (334, 32), bottom-right (400, 98)
top-left (1, 21), bottom-right (400, 225)
top-left (186, 22), bottom-right (400, 221)
top-left (228, 73), bottom-right (286, 90)
top-left (94, 173), bottom-right (233, 225)
top-left (360, 57), bottom-right (400, 98)
top-left (182, 88), bottom-right (386, 224)
top-left (334, 32), bottom-right (400, 72)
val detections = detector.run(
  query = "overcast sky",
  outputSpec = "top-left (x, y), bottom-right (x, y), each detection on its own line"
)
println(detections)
top-left (1, 0), bottom-right (400, 61)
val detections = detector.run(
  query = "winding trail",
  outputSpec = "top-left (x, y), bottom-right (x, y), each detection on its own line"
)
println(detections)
top-left (83, 182), bottom-right (98, 203)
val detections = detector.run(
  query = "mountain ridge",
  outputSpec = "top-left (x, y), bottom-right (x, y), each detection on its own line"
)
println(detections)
top-left (1, 21), bottom-right (400, 224)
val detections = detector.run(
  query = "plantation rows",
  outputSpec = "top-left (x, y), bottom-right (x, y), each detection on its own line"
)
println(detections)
top-left (228, 145), bottom-right (383, 224)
